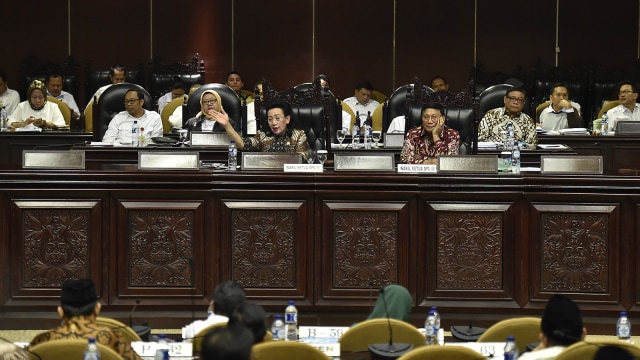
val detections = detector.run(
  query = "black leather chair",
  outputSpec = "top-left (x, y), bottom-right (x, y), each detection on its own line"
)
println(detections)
top-left (404, 105), bottom-right (475, 155)
top-left (92, 83), bottom-right (153, 141)
top-left (24, 74), bottom-right (78, 100)
top-left (294, 80), bottom-right (341, 144)
top-left (478, 84), bottom-right (513, 121)
top-left (183, 83), bottom-right (243, 134)
top-left (592, 80), bottom-right (622, 120)
top-left (385, 84), bottom-right (434, 132)
top-left (86, 68), bottom-right (144, 103)
top-left (150, 74), bottom-right (203, 106)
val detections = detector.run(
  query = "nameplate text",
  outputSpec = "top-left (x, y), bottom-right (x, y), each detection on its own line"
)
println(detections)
top-left (284, 164), bottom-right (323, 173)
top-left (397, 164), bottom-right (437, 173)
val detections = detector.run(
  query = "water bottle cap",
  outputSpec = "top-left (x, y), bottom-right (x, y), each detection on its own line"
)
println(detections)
top-left (620, 311), bottom-right (628, 316)
top-left (288, 300), bottom-right (295, 305)
top-left (428, 310), bottom-right (435, 316)
top-left (88, 338), bottom-right (96, 343)
top-left (506, 335), bottom-right (515, 341)
top-left (430, 306), bottom-right (437, 311)
top-left (158, 333), bottom-right (167, 339)
top-left (230, 140), bottom-right (235, 144)
top-left (133, 120), bottom-right (138, 123)
top-left (275, 314), bottom-right (282, 319)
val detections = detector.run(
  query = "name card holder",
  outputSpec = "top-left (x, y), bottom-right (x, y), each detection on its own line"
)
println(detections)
top-left (437, 155), bottom-right (498, 174)
top-left (241, 152), bottom-right (302, 170)
top-left (284, 164), bottom-right (323, 173)
top-left (138, 152), bottom-right (200, 170)
top-left (384, 133), bottom-right (404, 148)
top-left (540, 155), bottom-right (603, 174)
top-left (615, 121), bottom-right (640, 135)
top-left (22, 150), bottom-right (85, 169)
top-left (190, 131), bottom-right (230, 147)
top-left (397, 164), bottom-right (438, 173)
top-left (334, 152), bottom-right (395, 171)
top-left (131, 341), bottom-right (193, 357)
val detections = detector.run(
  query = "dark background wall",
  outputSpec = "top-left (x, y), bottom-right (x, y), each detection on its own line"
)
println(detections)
top-left (1, 0), bottom-right (638, 110)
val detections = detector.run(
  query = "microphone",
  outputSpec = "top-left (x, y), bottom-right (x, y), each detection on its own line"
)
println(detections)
top-left (368, 286), bottom-right (413, 359)
top-left (129, 299), bottom-right (151, 341)
top-left (368, 279), bottom-right (375, 314)
top-left (129, 299), bottom-right (140, 327)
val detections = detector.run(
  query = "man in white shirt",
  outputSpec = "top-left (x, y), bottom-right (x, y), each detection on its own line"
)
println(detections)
top-left (0, 69), bottom-right (20, 114)
top-left (539, 83), bottom-right (583, 131)
top-left (606, 81), bottom-right (640, 132)
top-left (182, 281), bottom-right (246, 340)
top-left (102, 89), bottom-right (162, 144)
top-left (46, 73), bottom-right (81, 120)
top-left (387, 76), bottom-right (450, 133)
top-left (89, 65), bottom-right (127, 104)
top-left (157, 80), bottom-right (186, 114)
top-left (342, 81), bottom-right (380, 130)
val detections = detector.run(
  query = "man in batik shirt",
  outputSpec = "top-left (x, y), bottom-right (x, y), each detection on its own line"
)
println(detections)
top-left (400, 102), bottom-right (460, 164)
top-left (478, 86), bottom-right (538, 145)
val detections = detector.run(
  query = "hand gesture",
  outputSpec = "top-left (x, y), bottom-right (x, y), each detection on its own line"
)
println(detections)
top-left (558, 99), bottom-right (572, 110)
top-left (208, 108), bottom-right (230, 126)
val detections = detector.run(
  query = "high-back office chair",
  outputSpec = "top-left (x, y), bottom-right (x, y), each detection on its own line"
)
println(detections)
top-left (397, 344), bottom-right (486, 360)
top-left (160, 96), bottom-right (186, 134)
top-left (184, 83), bottom-right (244, 135)
top-left (46, 96), bottom-right (71, 126)
top-left (371, 90), bottom-right (387, 104)
top-left (28, 339), bottom-right (123, 360)
top-left (252, 341), bottom-right (330, 360)
top-left (476, 317), bottom-right (541, 354)
top-left (339, 318), bottom-right (425, 352)
top-left (478, 83), bottom-right (513, 122)
top-left (92, 83), bottom-right (153, 141)
top-left (149, 53), bottom-right (204, 108)
top-left (555, 340), bottom-right (640, 360)
top-left (385, 83), bottom-right (434, 133)
top-left (95, 316), bottom-right (142, 343)
top-left (86, 67), bottom-right (144, 105)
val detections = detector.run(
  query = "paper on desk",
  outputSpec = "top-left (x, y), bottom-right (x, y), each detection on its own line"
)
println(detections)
top-left (15, 125), bottom-right (42, 132)
top-left (87, 141), bottom-right (112, 146)
top-left (537, 144), bottom-right (568, 149)
top-left (558, 127), bottom-right (588, 135)
top-left (478, 141), bottom-right (499, 148)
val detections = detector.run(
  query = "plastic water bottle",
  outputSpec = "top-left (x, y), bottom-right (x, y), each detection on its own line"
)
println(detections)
top-left (363, 125), bottom-right (372, 149)
top-left (84, 338), bottom-right (100, 360)
top-left (271, 314), bottom-right (285, 340)
top-left (506, 122), bottom-right (514, 151)
top-left (512, 141), bottom-right (520, 173)
top-left (131, 120), bottom-right (140, 147)
top-left (228, 140), bottom-right (237, 170)
top-left (155, 333), bottom-right (170, 360)
top-left (617, 311), bottom-right (631, 342)
top-left (425, 310), bottom-right (436, 345)
top-left (0, 106), bottom-right (7, 132)
top-left (285, 300), bottom-right (298, 341)
top-left (352, 120), bottom-right (360, 150)
top-left (601, 112), bottom-right (609, 135)
top-left (503, 336), bottom-right (518, 360)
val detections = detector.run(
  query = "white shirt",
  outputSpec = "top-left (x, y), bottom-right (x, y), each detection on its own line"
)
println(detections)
top-left (157, 92), bottom-right (173, 114)
top-left (102, 109), bottom-right (163, 144)
top-left (246, 101), bottom-right (257, 135)
top-left (539, 101), bottom-right (581, 131)
top-left (0, 88), bottom-right (20, 114)
top-left (47, 90), bottom-right (80, 115)
top-left (606, 103), bottom-right (640, 131)
top-left (168, 105), bottom-right (183, 130)
top-left (343, 97), bottom-right (379, 127)
top-left (387, 115), bottom-right (406, 133)
top-left (9, 101), bottom-right (65, 127)
top-left (182, 313), bottom-right (228, 340)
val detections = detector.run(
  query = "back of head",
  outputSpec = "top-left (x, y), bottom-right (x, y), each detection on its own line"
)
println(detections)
top-left (594, 345), bottom-right (634, 360)
top-left (213, 281), bottom-right (246, 317)
top-left (367, 284), bottom-right (412, 322)
top-left (60, 278), bottom-right (99, 317)
top-left (228, 302), bottom-right (268, 344)
top-left (201, 326), bottom-right (254, 360)
top-left (541, 294), bottom-right (583, 346)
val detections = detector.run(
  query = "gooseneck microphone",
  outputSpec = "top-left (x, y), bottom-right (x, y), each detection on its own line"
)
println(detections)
top-left (129, 299), bottom-right (140, 327)
top-left (129, 299), bottom-right (151, 341)
top-left (367, 286), bottom-right (413, 359)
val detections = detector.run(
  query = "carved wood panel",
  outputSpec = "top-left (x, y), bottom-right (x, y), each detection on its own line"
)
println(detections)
top-left (530, 204), bottom-right (619, 301)
top-left (6, 199), bottom-right (102, 305)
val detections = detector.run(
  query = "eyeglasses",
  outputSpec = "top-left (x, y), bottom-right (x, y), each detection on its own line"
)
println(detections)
top-left (267, 115), bottom-right (285, 123)
top-left (506, 96), bottom-right (525, 104)
top-left (123, 98), bottom-right (141, 104)
top-left (422, 115), bottom-right (442, 121)
top-left (619, 90), bottom-right (635, 95)
top-left (202, 99), bottom-right (218, 105)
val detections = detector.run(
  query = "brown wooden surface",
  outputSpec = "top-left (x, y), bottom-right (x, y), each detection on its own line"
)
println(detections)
top-left (0, 165), bottom-right (639, 336)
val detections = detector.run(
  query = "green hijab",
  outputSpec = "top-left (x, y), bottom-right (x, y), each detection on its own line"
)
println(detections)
top-left (366, 284), bottom-right (412, 322)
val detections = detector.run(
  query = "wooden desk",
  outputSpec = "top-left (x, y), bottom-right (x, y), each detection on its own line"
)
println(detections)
top-left (72, 145), bottom-right (228, 164)
top-left (0, 132), bottom-right (92, 164)
top-left (538, 134), bottom-right (640, 171)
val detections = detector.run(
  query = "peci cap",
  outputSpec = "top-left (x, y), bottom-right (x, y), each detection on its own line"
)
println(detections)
top-left (60, 279), bottom-right (98, 307)
top-left (541, 294), bottom-right (583, 345)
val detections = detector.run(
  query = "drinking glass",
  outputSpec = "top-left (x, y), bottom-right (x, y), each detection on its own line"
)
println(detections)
top-left (178, 129), bottom-right (189, 146)
top-left (372, 131), bottom-right (382, 148)
top-left (306, 149), bottom-right (315, 164)
top-left (317, 150), bottom-right (327, 166)
top-left (336, 129), bottom-right (346, 148)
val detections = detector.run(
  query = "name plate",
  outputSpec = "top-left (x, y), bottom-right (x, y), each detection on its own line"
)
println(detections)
top-left (398, 164), bottom-right (437, 173)
top-left (384, 132), bottom-right (404, 148)
top-left (131, 341), bottom-right (193, 357)
top-left (437, 155), bottom-right (498, 173)
top-left (334, 152), bottom-right (395, 171)
top-left (241, 152), bottom-right (302, 170)
top-left (22, 150), bottom-right (85, 169)
top-left (190, 131), bottom-right (230, 147)
top-left (299, 326), bottom-right (350, 338)
top-left (540, 155), bottom-right (603, 174)
top-left (138, 152), bottom-right (199, 170)
top-left (300, 340), bottom-right (341, 357)
top-left (284, 163), bottom-right (323, 173)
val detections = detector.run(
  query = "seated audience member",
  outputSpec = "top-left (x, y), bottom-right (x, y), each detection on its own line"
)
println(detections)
top-left (0, 69), bottom-right (20, 114)
top-left (228, 302), bottom-right (268, 344)
top-left (157, 79), bottom-right (186, 114)
top-left (0, 339), bottom-right (30, 360)
top-left (366, 284), bottom-right (412, 322)
top-left (46, 72), bottom-right (81, 120)
top-left (519, 294), bottom-right (586, 360)
top-left (28, 279), bottom-right (141, 360)
top-left (606, 81), bottom-right (640, 132)
top-left (201, 325), bottom-right (254, 360)
top-left (89, 64), bottom-right (127, 103)
top-left (182, 280), bottom-right (247, 340)
top-left (400, 102), bottom-right (460, 165)
top-left (342, 81), bottom-right (380, 130)
top-left (478, 86), bottom-right (538, 145)
top-left (538, 83), bottom-right (583, 131)
top-left (594, 345), bottom-right (634, 360)
top-left (387, 76), bottom-right (450, 133)
top-left (167, 83), bottom-right (201, 130)
top-left (226, 71), bottom-right (252, 102)
top-left (430, 75), bottom-right (449, 92)
top-left (102, 89), bottom-right (162, 144)
top-left (183, 89), bottom-right (240, 133)
top-left (216, 98), bottom-right (310, 162)
top-left (9, 80), bottom-right (65, 129)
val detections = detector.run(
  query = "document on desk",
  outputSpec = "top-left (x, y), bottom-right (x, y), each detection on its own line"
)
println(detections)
top-left (537, 144), bottom-right (568, 150)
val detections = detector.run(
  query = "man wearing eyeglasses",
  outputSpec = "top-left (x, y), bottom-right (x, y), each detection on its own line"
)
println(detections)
top-left (102, 89), bottom-right (162, 144)
top-left (478, 86), bottom-right (538, 145)
top-left (606, 81), bottom-right (640, 132)
top-left (400, 102), bottom-right (460, 164)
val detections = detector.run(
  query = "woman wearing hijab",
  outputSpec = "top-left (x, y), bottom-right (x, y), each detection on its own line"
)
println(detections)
top-left (9, 80), bottom-right (65, 129)
top-left (214, 98), bottom-right (309, 161)
top-left (367, 284), bottom-right (412, 322)
top-left (183, 89), bottom-right (239, 132)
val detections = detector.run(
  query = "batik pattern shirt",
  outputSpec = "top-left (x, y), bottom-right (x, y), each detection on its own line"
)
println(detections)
top-left (400, 125), bottom-right (460, 164)
top-left (479, 107), bottom-right (538, 145)
top-left (243, 128), bottom-right (309, 162)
